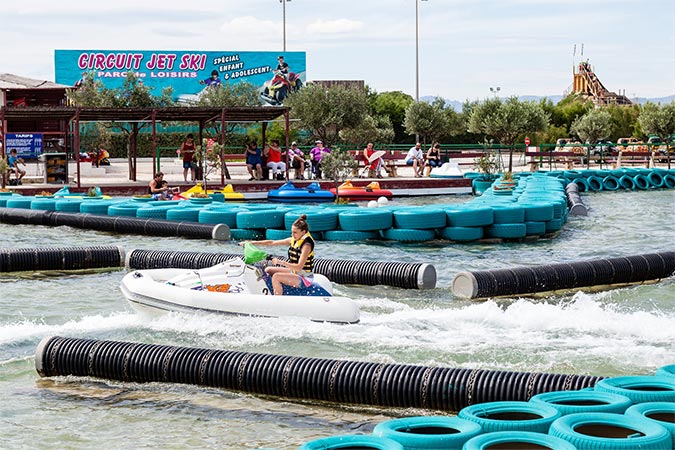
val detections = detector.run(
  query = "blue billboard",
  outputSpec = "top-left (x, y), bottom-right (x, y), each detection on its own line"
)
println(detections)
top-left (54, 50), bottom-right (306, 105)
top-left (5, 133), bottom-right (43, 158)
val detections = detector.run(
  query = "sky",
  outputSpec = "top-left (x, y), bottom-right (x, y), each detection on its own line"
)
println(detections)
top-left (2, 0), bottom-right (674, 102)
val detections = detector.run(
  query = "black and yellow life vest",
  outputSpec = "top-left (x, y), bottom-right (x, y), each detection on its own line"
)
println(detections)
top-left (288, 232), bottom-right (315, 272)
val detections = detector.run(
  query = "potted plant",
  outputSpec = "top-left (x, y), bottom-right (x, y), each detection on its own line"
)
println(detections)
top-left (472, 148), bottom-right (500, 195)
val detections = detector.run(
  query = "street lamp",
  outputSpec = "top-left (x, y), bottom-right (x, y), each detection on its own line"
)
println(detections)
top-left (415, 0), bottom-right (428, 102)
top-left (490, 87), bottom-right (501, 97)
top-left (280, 0), bottom-right (292, 52)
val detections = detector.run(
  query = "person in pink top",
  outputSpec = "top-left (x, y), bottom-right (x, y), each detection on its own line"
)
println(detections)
top-left (309, 140), bottom-right (330, 179)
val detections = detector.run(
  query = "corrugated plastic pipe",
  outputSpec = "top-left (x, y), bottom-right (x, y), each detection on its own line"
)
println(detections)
top-left (565, 182), bottom-right (588, 216)
top-left (0, 246), bottom-right (125, 273)
top-left (126, 249), bottom-right (436, 290)
top-left (0, 207), bottom-right (230, 240)
top-left (452, 251), bottom-right (675, 299)
top-left (35, 336), bottom-right (602, 412)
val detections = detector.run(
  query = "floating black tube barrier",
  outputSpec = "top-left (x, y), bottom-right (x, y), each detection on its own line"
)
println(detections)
top-left (35, 336), bottom-right (602, 412)
top-left (452, 251), bottom-right (675, 299)
top-left (0, 208), bottom-right (230, 240)
top-left (125, 249), bottom-right (436, 290)
top-left (0, 246), bottom-right (125, 273)
top-left (565, 182), bottom-right (588, 216)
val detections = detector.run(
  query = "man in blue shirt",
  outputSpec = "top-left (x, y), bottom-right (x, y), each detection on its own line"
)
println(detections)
top-left (7, 149), bottom-right (26, 184)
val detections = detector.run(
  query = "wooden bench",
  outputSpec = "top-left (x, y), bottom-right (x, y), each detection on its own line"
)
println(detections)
top-left (526, 151), bottom-right (580, 171)
top-left (445, 151), bottom-right (487, 167)
top-left (350, 150), bottom-right (407, 177)
top-left (609, 151), bottom-right (654, 168)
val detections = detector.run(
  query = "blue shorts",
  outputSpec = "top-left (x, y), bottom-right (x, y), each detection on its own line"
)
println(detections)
top-left (247, 156), bottom-right (263, 166)
top-left (427, 159), bottom-right (442, 168)
top-left (405, 160), bottom-right (415, 166)
top-left (183, 161), bottom-right (195, 169)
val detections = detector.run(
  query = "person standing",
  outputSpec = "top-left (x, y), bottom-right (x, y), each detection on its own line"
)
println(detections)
top-left (178, 134), bottom-right (196, 183)
top-left (245, 142), bottom-right (263, 181)
top-left (309, 140), bottom-right (330, 179)
top-left (425, 142), bottom-right (442, 176)
top-left (264, 140), bottom-right (287, 181)
top-left (405, 142), bottom-right (425, 177)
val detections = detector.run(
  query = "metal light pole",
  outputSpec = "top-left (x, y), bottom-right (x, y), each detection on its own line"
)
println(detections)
top-left (490, 86), bottom-right (501, 97)
top-left (415, 0), bottom-right (428, 102)
top-left (280, 0), bottom-right (292, 51)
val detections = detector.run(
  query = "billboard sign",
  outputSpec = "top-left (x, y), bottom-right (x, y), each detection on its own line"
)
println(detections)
top-left (5, 133), bottom-right (43, 158)
top-left (54, 50), bottom-right (306, 105)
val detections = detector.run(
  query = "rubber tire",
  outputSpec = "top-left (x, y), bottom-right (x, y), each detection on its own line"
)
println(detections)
top-left (438, 226), bottom-right (483, 242)
top-left (663, 174), bottom-right (675, 189)
top-left (392, 208), bottom-right (446, 229)
top-left (625, 402), bottom-right (675, 449)
top-left (647, 171), bottom-right (665, 188)
top-left (549, 412), bottom-right (671, 450)
top-left (462, 431), bottom-right (576, 450)
top-left (618, 175), bottom-right (636, 190)
top-left (521, 203), bottom-right (554, 222)
top-left (594, 376), bottom-right (675, 403)
top-left (381, 228), bottom-right (436, 243)
top-left (485, 223), bottom-right (527, 239)
top-left (30, 199), bottom-right (57, 211)
top-left (299, 435), bottom-right (404, 450)
top-left (524, 221), bottom-right (546, 236)
top-left (166, 208), bottom-right (200, 222)
top-left (198, 209), bottom-right (238, 227)
top-left (54, 199), bottom-right (84, 212)
top-left (323, 230), bottom-right (379, 241)
top-left (445, 206), bottom-right (493, 227)
top-left (372, 416), bottom-right (482, 450)
top-left (108, 204), bottom-right (142, 217)
top-left (633, 174), bottom-right (650, 190)
top-left (338, 209), bottom-right (393, 231)
top-left (530, 390), bottom-right (632, 415)
top-left (572, 177), bottom-right (589, 192)
top-left (265, 228), bottom-right (290, 240)
top-left (236, 209), bottom-right (285, 229)
top-left (602, 175), bottom-right (621, 191)
top-left (285, 210), bottom-right (338, 232)
top-left (457, 401), bottom-right (561, 434)
top-left (586, 175), bottom-right (604, 191)
top-left (655, 364), bottom-right (675, 378)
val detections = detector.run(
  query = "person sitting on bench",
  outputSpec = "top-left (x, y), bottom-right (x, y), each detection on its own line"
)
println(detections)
top-left (8, 149), bottom-right (26, 184)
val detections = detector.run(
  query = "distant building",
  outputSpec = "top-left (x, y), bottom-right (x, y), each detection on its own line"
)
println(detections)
top-left (310, 80), bottom-right (365, 91)
top-left (566, 62), bottom-right (631, 106)
top-left (0, 74), bottom-right (70, 157)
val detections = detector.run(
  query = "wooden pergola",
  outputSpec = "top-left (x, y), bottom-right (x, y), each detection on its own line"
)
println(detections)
top-left (1, 105), bottom-right (290, 187)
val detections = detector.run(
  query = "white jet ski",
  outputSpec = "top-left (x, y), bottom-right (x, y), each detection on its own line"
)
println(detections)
top-left (120, 260), bottom-right (360, 324)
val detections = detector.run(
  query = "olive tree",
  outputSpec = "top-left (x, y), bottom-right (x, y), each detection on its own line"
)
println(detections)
top-left (67, 71), bottom-right (175, 180)
top-left (639, 102), bottom-right (675, 168)
top-left (403, 97), bottom-right (448, 144)
top-left (318, 149), bottom-right (358, 203)
top-left (570, 108), bottom-right (612, 162)
top-left (339, 114), bottom-right (395, 146)
top-left (284, 84), bottom-right (369, 147)
top-left (467, 97), bottom-right (549, 171)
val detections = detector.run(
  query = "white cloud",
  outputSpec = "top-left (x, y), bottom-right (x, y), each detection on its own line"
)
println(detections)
top-left (306, 19), bottom-right (364, 35)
